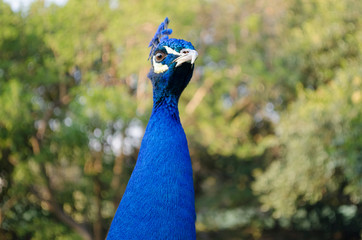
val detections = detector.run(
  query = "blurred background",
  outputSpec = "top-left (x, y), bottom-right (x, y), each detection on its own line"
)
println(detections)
top-left (0, 0), bottom-right (361, 239)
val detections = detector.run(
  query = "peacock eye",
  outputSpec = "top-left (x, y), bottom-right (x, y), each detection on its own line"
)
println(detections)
top-left (154, 51), bottom-right (167, 63)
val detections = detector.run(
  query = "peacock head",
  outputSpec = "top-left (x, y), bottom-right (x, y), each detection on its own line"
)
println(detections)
top-left (147, 17), bottom-right (198, 103)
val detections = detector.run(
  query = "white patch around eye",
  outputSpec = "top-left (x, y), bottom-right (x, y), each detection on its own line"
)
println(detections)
top-left (164, 46), bottom-right (181, 56)
top-left (153, 56), bottom-right (169, 74)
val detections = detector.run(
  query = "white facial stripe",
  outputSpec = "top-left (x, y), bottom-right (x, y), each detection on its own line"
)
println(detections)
top-left (153, 56), bottom-right (169, 73)
top-left (164, 46), bottom-right (181, 56)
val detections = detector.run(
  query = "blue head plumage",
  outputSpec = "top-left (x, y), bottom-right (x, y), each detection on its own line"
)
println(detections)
top-left (147, 18), bottom-right (198, 106)
top-left (107, 18), bottom-right (197, 240)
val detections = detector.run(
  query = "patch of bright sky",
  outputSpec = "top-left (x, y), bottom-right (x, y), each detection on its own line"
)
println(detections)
top-left (4, 0), bottom-right (68, 12)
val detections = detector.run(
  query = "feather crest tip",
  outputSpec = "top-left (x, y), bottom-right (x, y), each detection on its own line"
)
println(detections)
top-left (148, 17), bottom-right (173, 59)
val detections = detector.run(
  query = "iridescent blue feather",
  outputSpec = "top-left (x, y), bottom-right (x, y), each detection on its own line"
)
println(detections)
top-left (148, 17), bottom-right (173, 59)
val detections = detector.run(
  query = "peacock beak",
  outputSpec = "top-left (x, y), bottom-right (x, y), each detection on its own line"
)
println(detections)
top-left (173, 49), bottom-right (198, 67)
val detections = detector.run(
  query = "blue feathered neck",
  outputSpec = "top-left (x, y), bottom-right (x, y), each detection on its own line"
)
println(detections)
top-left (106, 94), bottom-right (196, 239)
top-left (149, 61), bottom-right (194, 111)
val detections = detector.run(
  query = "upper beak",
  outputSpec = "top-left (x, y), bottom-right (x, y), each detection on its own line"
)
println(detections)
top-left (173, 49), bottom-right (198, 67)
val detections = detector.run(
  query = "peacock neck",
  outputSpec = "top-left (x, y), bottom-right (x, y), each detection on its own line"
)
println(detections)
top-left (152, 94), bottom-right (180, 122)
top-left (106, 90), bottom-right (196, 240)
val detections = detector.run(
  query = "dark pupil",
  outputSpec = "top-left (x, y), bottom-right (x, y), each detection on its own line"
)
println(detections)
top-left (156, 53), bottom-right (163, 60)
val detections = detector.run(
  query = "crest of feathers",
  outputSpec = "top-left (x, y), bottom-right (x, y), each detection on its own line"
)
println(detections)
top-left (148, 17), bottom-right (173, 59)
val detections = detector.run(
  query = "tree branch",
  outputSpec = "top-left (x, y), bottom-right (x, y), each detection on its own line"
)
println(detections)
top-left (35, 164), bottom-right (92, 240)
top-left (185, 79), bottom-right (214, 115)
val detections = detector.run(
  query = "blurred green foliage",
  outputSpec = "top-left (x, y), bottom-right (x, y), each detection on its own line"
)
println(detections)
top-left (0, 0), bottom-right (361, 239)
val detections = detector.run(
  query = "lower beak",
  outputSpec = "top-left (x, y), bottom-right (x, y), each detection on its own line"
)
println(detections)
top-left (173, 49), bottom-right (198, 67)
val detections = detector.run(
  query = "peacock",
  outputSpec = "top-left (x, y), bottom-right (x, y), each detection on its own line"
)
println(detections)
top-left (107, 17), bottom-right (198, 239)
